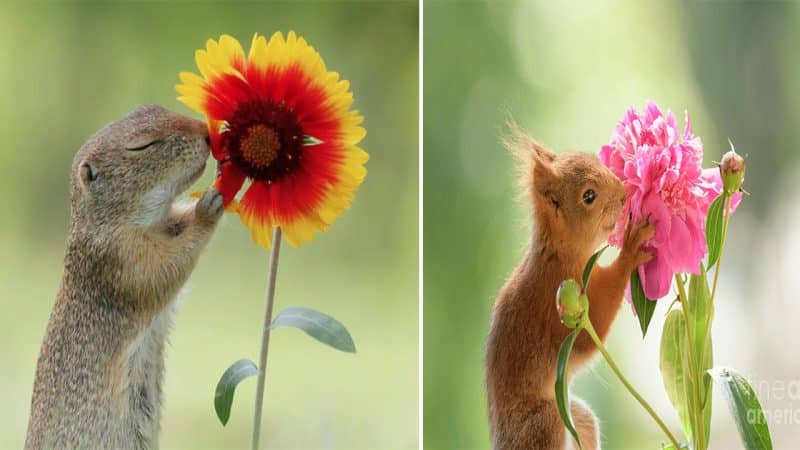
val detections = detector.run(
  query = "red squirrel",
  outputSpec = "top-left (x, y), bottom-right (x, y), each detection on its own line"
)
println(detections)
top-left (486, 125), bottom-right (655, 450)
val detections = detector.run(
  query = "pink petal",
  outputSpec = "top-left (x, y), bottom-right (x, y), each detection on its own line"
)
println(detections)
top-left (641, 192), bottom-right (671, 248)
top-left (661, 216), bottom-right (702, 274)
top-left (683, 110), bottom-right (693, 140)
top-left (684, 209), bottom-right (708, 274)
top-left (639, 251), bottom-right (673, 300)
top-left (700, 168), bottom-right (743, 213)
top-left (644, 101), bottom-right (662, 125)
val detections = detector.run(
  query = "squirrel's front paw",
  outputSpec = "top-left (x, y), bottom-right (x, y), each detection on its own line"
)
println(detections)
top-left (196, 188), bottom-right (224, 224)
top-left (621, 215), bottom-right (656, 268)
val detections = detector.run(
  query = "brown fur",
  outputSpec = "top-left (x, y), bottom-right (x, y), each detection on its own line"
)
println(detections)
top-left (486, 124), bottom-right (655, 450)
top-left (25, 105), bottom-right (223, 449)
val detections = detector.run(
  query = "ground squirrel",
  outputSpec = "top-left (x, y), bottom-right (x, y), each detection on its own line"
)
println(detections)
top-left (486, 126), bottom-right (655, 450)
top-left (25, 105), bottom-right (223, 449)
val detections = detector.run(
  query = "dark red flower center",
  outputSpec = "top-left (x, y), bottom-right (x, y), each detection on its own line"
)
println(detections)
top-left (225, 99), bottom-right (304, 182)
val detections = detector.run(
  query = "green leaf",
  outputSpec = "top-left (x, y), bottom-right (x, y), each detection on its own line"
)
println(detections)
top-left (660, 309), bottom-right (694, 440)
top-left (555, 329), bottom-right (582, 449)
top-left (214, 358), bottom-right (258, 426)
top-left (581, 245), bottom-right (608, 289)
top-left (631, 270), bottom-right (655, 337)
top-left (687, 268), bottom-right (712, 361)
top-left (271, 306), bottom-right (356, 353)
top-left (709, 367), bottom-right (773, 450)
top-left (706, 195), bottom-right (725, 268)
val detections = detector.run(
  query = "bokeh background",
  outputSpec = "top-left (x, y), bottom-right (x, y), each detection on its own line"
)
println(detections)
top-left (0, 1), bottom-right (417, 449)
top-left (424, 1), bottom-right (799, 449)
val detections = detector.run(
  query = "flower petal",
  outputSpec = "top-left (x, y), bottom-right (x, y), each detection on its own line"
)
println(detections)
top-left (247, 33), bottom-right (269, 74)
top-left (238, 181), bottom-right (275, 248)
top-left (639, 251), bottom-right (673, 300)
top-left (214, 160), bottom-right (246, 208)
top-left (218, 34), bottom-right (246, 72)
top-left (207, 119), bottom-right (229, 161)
top-left (700, 168), bottom-right (743, 213)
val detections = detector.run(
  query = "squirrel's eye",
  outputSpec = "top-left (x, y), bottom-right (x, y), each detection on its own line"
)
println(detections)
top-left (125, 139), bottom-right (161, 152)
top-left (582, 189), bottom-right (597, 205)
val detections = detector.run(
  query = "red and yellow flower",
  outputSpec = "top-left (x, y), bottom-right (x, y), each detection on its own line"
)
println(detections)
top-left (176, 32), bottom-right (368, 247)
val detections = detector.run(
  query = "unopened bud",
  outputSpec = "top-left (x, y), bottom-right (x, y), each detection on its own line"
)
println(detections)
top-left (556, 279), bottom-right (588, 328)
top-left (720, 143), bottom-right (745, 195)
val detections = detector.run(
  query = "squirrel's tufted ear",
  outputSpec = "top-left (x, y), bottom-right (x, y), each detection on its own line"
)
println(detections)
top-left (532, 154), bottom-right (558, 205)
top-left (526, 141), bottom-right (559, 203)
top-left (501, 118), bottom-right (560, 208)
top-left (502, 117), bottom-right (557, 168)
top-left (530, 141), bottom-right (556, 164)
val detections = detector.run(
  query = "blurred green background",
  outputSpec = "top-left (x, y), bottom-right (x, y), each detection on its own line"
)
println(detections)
top-left (424, 1), bottom-right (800, 449)
top-left (0, 1), bottom-right (417, 449)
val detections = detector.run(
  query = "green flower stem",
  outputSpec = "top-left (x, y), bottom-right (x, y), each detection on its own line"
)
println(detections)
top-left (251, 228), bottom-right (283, 450)
top-left (675, 274), bottom-right (706, 450)
top-left (582, 319), bottom-right (680, 448)
top-left (684, 191), bottom-right (733, 450)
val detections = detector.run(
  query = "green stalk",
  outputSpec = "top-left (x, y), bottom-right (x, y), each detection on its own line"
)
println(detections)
top-left (678, 193), bottom-right (733, 450)
top-left (583, 320), bottom-right (680, 448)
top-left (251, 228), bottom-right (283, 450)
top-left (698, 194), bottom-right (733, 411)
top-left (675, 275), bottom-right (706, 450)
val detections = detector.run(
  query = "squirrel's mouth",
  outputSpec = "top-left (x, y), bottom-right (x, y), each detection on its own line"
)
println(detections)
top-left (602, 203), bottom-right (624, 233)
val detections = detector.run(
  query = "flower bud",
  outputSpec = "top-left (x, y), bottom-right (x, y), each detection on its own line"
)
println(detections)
top-left (556, 279), bottom-right (588, 328)
top-left (719, 145), bottom-right (745, 195)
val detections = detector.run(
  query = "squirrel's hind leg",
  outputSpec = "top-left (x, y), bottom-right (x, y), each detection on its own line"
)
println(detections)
top-left (492, 397), bottom-right (599, 450)
top-left (492, 399), bottom-right (568, 450)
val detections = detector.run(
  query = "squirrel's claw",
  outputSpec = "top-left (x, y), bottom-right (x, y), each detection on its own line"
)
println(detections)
top-left (621, 215), bottom-right (657, 269)
top-left (196, 188), bottom-right (224, 224)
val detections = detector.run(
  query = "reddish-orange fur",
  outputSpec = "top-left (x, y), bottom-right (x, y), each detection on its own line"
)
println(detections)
top-left (486, 126), bottom-right (654, 450)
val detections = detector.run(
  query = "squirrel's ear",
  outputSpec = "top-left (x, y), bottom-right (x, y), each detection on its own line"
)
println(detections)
top-left (501, 119), bottom-right (559, 206)
top-left (526, 140), bottom-right (558, 195)
top-left (532, 157), bottom-right (558, 204)
top-left (78, 160), bottom-right (100, 190)
top-left (502, 119), bottom-right (556, 166)
top-left (530, 141), bottom-right (556, 164)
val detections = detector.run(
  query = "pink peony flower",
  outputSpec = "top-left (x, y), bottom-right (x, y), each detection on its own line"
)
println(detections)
top-left (599, 101), bottom-right (742, 300)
